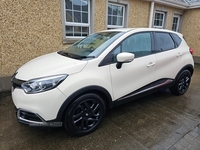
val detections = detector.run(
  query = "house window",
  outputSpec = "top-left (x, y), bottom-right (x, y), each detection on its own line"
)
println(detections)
top-left (154, 12), bottom-right (165, 28)
top-left (61, 0), bottom-right (94, 43)
top-left (172, 15), bottom-right (180, 32)
top-left (65, 0), bottom-right (90, 37)
top-left (107, 3), bottom-right (125, 29)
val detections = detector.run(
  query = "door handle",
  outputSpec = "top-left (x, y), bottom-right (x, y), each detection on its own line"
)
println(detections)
top-left (147, 62), bottom-right (155, 67)
top-left (177, 52), bottom-right (183, 57)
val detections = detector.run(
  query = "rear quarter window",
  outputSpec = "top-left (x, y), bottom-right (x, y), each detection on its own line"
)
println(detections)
top-left (171, 33), bottom-right (182, 46)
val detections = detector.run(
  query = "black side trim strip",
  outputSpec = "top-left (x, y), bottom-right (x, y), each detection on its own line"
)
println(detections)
top-left (118, 79), bottom-right (173, 101)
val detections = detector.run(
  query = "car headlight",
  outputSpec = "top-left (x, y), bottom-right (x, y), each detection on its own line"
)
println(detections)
top-left (21, 74), bottom-right (67, 94)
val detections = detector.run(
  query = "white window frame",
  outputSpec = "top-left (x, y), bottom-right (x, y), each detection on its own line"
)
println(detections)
top-left (172, 15), bottom-right (180, 32)
top-left (61, 0), bottom-right (94, 44)
top-left (154, 11), bottom-right (165, 29)
top-left (107, 3), bottom-right (125, 29)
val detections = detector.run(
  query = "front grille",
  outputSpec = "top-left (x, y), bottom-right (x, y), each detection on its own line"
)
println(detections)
top-left (11, 74), bottom-right (26, 89)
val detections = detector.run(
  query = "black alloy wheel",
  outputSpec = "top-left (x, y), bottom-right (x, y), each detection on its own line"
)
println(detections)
top-left (170, 70), bottom-right (191, 95)
top-left (64, 93), bottom-right (106, 136)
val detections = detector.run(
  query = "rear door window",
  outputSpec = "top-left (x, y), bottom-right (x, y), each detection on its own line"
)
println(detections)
top-left (154, 32), bottom-right (176, 52)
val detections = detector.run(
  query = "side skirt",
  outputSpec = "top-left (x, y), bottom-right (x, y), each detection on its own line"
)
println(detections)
top-left (113, 78), bottom-right (174, 107)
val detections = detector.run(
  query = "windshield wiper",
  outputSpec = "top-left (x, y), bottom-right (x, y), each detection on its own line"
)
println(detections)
top-left (77, 56), bottom-right (95, 59)
top-left (58, 51), bottom-right (95, 59)
top-left (57, 51), bottom-right (76, 58)
top-left (72, 55), bottom-right (95, 60)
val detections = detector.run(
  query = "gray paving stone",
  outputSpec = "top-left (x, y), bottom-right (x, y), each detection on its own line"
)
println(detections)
top-left (173, 138), bottom-right (190, 149)
top-left (175, 125), bottom-right (190, 135)
top-left (188, 130), bottom-right (199, 138)
top-left (183, 133), bottom-right (196, 142)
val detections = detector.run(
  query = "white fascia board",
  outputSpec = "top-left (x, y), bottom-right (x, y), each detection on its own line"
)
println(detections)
top-left (144, 0), bottom-right (200, 9)
top-left (188, 2), bottom-right (200, 9)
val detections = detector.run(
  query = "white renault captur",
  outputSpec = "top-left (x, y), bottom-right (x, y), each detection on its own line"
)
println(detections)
top-left (11, 28), bottom-right (194, 136)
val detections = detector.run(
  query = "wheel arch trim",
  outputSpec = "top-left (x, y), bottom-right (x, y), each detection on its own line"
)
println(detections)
top-left (176, 64), bottom-right (194, 79)
top-left (56, 86), bottom-right (113, 122)
top-left (172, 64), bottom-right (194, 87)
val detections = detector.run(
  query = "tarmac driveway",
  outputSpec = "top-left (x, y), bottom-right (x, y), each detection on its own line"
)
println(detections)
top-left (1, 64), bottom-right (200, 150)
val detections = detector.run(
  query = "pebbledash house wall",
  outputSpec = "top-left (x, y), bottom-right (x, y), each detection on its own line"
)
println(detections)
top-left (0, 0), bottom-right (199, 92)
top-left (182, 8), bottom-right (200, 63)
top-left (0, 0), bottom-right (66, 92)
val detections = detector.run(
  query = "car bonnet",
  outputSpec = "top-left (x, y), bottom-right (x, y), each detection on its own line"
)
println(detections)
top-left (15, 52), bottom-right (88, 80)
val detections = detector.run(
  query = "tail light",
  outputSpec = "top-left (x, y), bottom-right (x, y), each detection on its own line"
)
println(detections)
top-left (189, 48), bottom-right (194, 55)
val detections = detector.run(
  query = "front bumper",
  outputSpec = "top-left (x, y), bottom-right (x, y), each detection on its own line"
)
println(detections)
top-left (11, 75), bottom-right (68, 122)
top-left (16, 108), bottom-right (62, 127)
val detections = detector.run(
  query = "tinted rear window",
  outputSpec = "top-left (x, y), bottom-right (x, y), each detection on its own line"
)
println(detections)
top-left (154, 32), bottom-right (176, 51)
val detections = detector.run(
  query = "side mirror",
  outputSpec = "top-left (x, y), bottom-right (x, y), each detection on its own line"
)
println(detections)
top-left (116, 52), bottom-right (135, 69)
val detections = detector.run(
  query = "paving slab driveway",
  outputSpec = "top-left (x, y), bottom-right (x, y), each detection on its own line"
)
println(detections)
top-left (1, 64), bottom-right (200, 150)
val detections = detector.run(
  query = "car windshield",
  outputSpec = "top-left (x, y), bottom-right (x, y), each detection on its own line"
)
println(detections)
top-left (59, 31), bottom-right (124, 59)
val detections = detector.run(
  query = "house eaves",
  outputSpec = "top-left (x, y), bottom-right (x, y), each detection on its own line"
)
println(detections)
top-left (144, 0), bottom-right (200, 9)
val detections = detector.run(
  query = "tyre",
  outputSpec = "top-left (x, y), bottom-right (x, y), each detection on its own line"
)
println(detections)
top-left (64, 93), bottom-right (106, 136)
top-left (170, 70), bottom-right (191, 95)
